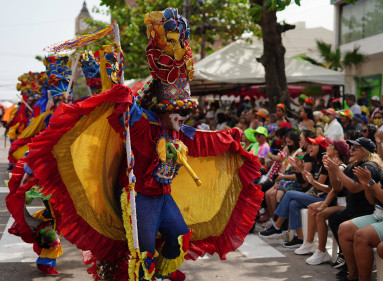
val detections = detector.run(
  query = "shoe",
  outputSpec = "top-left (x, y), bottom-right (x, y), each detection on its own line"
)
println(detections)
top-left (37, 264), bottom-right (58, 275)
top-left (336, 264), bottom-right (348, 279)
top-left (165, 270), bottom-right (186, 281)
top-left (305, 249), bottom-right (331, 265)
top-left (259, 225), bottom-right (283, 238)
top-left (294, 241), bottom-right (316, 255)
top-left (261, 219), bottom-right (274, 228)
top-left (331, 253), bottom-right (346, 269)
top-left (282, 235), bottom-right (303, 248)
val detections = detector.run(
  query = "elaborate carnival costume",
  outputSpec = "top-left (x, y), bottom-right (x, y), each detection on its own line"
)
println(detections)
top-left (25, 8), bottom-right (263, 281)
top-left (8, 56), bottom-right (72, 166)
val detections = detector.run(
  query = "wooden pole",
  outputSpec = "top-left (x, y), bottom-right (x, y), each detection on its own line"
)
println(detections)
top-left (16, 94), bottom-right (33, 112)
top-left (66, 53), bottom-right (81, 100)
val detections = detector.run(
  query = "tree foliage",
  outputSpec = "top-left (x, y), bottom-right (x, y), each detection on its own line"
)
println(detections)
top-left (300, 40), bottom-right (368, 71)
top-left (91, 0), bottom-right (258, 79)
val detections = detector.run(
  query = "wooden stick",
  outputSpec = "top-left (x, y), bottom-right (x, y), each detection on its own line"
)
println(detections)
top-left (66, 53), bottom-right (81, 99)
top-left (177, 151), bottom-right (202, 186)
top-left (16, 94), bottom-right (33, 112)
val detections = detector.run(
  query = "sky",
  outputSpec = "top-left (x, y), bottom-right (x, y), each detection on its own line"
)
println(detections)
top-left (0, 0), bottom-right (334, 101)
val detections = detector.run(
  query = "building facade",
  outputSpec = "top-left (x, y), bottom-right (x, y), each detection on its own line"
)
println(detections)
top-left (332, 0), bottom-right (383, 98)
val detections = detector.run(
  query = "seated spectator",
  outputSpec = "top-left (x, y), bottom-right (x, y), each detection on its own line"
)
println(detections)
top-left (344, 129), bottom-right (362, 141)
top-left (294, 139), bottom-right (349, 266)
top-left (322, 108), bottom-right (344, 140)
top-left (264, 130), bottom-right (303, 223)
top-left (241, 128), bottom-right (257, 155)
top-left (256, 108), bottom-right (269, 128)
top-left (340, 109), bottom-right (355, 132)
top-left (216, 112), bottom-right (229, 131)
top-left (325, 137), bottom-right (381, 279)
top-left (352, 113), bottom-right (364, 131)
top-left (373, 110), bottom-right (383, 131)
top-left (247, 108), bottom-right (258, 129)
top-left (260, 136), bottom-right (330, 248)
top-left (276, 103), bottom-right (288, 127)
top-left (299, 107), bottom-right (314, 130)
top-left (265, 113), bottom-right (278, 140)
top-left (337, 164), bottom-right (383, 281)
top-left (361, 123), bottom-right (377, 144)
top-left (254, 127), bottom-right (270, 165)
top-left (234, 110), bottom-right (249, 131)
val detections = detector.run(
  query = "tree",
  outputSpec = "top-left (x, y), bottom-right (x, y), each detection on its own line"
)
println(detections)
top-left (248, 0), bottom-right (298, 110)
top-left (92, 0), bottom-right (257, 79)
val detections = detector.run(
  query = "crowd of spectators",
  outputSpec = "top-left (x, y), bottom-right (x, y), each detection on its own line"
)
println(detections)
top-left (188, 93), bottom-right (383, 281)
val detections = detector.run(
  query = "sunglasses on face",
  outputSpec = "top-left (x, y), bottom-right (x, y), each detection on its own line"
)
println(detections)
top-left (255, 134), bottom-right (264, 137)
top-left (361, 129), bottom-right (368, 133)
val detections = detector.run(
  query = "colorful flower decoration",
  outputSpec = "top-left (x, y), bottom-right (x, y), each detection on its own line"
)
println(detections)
top-left (94, 43), bottom-right (123, 93)
top-left (141, 7), bottom-right (197, 113)
top-left (43, 55), bottom-right (72, 103)
top-left (79, 51), bottom-right (102, 95)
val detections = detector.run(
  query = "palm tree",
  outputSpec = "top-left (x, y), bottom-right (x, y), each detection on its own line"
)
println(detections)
top-left (299, 40), bottom-right (367, 72)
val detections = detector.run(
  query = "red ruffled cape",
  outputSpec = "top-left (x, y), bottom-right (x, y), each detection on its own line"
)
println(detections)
top-left (26, 84), bottom-right (263, 264)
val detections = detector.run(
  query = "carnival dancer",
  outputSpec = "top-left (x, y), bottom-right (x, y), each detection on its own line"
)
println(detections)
top-left (25, 8), bottom-right (262, 281)
top-left (6, 153), bottom-right (63, 275)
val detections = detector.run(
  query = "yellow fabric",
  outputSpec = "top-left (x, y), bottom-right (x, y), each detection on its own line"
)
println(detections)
top-left (52, 103), bottom-right (125, 240)
top-left (155, 234), bottom-right (187, 276)
top-left (32, 209), bottom-right (51, 222)
top-left (12, 144), bottom-right (29, 162)
top-left (12, 110), bottom-right (53, 161)
top-left (156, 138), bottom-right (167, 163)
top-left (7, 123), bottom-right (19, 141)
top-left (171, 150), bottom-right (244, 241)
top-left (40, 244), bottom-right (63, 259)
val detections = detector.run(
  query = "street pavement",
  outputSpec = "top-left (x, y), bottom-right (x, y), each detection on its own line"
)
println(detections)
top-left (0, 127), bottom-right (378, 280)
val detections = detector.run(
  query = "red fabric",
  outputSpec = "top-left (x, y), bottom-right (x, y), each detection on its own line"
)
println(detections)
top-left (6, 157), bottom-right (38, 243)
top-left (26, 85), bottom-right (133, 261)
top-left (26, 84), bottom-right (263, 269)
top-left (180, 129), bottom-right (263, 260)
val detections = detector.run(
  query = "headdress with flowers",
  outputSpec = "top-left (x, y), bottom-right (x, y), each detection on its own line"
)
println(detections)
top-left (137, 8), bottom-right (197, 112)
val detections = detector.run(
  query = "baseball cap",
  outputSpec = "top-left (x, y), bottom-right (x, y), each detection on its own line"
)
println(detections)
top-left (257, 108), bottom-right (269, 119)
top-left (326, 138), bottom-right (349, 156)
top-left (276, 103), bottom-right (286, 112)
top-left (371, 96), bottom-right (380, 102)
top-left (244, 128), bottom-right (256, 143)
top-left (340, 109), bottom-right (354, 119)
top-left (305, 98), bottom-right (314, 104)
top-left (347, 137), bottom-right (377, 153)
top-left (321, 108), bottom-right (336, 115)
top-left (280, 122), bottom-right (292, 128)
top-left (254, 126), bottom-right (268, 138)
top-left (306, 136), bottom-right (329, 150)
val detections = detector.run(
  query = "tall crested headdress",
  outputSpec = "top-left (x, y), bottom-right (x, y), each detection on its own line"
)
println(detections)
top-left (79, 50), bottom-right (102, 95)
top-left (137, 7), bottom-right (197, 112)
top-left (43, 55), bottom-right (72, 103)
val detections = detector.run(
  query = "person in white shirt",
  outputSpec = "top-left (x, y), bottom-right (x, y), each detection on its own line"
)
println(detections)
top-left (322, 108), bottom-right (344, 140)
top-left (345, 94), bottom-right (362, 115)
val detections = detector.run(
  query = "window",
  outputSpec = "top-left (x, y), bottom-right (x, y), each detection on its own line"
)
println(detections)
top-left (357, 74), bottom-right (382, 99)
top-left (339, 0), bottom-right (383, 44)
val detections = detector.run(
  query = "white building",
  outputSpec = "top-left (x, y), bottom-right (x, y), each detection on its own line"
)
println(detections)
top-left (332, 0), bottom-right (383, 98)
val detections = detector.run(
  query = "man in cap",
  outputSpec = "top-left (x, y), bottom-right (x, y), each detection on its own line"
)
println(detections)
top-left (322, 108), bottom-right (344, 140)
top-left (340, 109), bottom-right (355, 132)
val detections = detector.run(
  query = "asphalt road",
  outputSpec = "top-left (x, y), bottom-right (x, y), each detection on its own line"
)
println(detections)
top-left (0, 127), bottom-right (377, 281)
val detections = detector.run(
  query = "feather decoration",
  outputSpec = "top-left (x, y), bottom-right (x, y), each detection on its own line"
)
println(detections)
top-left (44, 24), bottom-right (116, 53)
